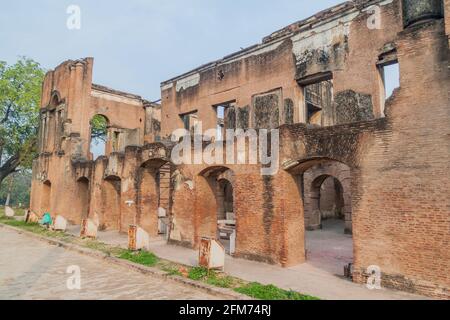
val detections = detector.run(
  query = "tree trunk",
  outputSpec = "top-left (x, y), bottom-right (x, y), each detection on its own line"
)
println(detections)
top-left (4, 176), bottom-right (13, 206)
top-left (4, 193), bottom-right (10, 206)
top-left (0, 154), bottom-right (20, 188)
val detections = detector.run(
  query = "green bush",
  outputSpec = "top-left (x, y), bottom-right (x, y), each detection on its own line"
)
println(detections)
top-left (234, 282), bottom-right (319, 300)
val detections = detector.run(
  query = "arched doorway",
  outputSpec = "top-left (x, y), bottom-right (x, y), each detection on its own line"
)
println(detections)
top-left (89, 114), bottom-right (109, 160)
top-left (216, 178), bottom-right (235, 253)
top-left (99, 176), bottom-right (122, 231)
top-left (199, 167), bottom-right (236, 255)
top-left (41, 180), bottom-right (52, 214)
top-left (138, 159), bottom-right (171, 237)
top-left (288, 159), bottom-right (353, 276)
top-left (306, 175), bottom-right (346, 230)
top-left (217, 179), bottom-right (234, 220)
top-left (76, 177), bottom-right (90, 223)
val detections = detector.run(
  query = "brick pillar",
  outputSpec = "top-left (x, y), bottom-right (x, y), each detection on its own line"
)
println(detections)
top-left (120, 147), bottom-right (140, 233)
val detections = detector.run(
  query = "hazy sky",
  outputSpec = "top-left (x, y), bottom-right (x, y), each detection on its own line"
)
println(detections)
top-left (1, 0), bottom-right (351, 101)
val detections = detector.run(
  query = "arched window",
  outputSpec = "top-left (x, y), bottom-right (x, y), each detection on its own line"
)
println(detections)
top-left (90, 115), bottom-right (109, 159)
top-left (49, 91), bottom-right (62, 108)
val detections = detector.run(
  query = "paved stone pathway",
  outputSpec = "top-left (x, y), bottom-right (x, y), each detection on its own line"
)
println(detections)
top-left (0, 228), bottom-right (222, 300)
top-left (65, 224), bottom-right (428, 300)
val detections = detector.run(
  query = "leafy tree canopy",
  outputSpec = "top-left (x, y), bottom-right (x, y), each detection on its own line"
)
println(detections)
top-left (0, 57), bottom-right (45, 186)
top-left (90, 114), bottom-right (108, 143)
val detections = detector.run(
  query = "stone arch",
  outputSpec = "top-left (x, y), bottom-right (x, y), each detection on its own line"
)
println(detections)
top-left (49, 91), bottom-right (62, 108)
top-left (40, 180), bottom-right (52, 214)
top-left (217, 179), bottom-right (234, 220)
top-left (198, 166), bottom-right (236, 254)
top-left (284, 157), bottom-right (353, 275)
top-left (302, 161), bottom-right (352, 234)
top-left (43, 91), bottom-right (63, 153)
top-left (137, 158), bottom-right (171, 237)
top-left (89, 114), bottom-right (109, 160)
top-left (76, 177), bottom-right (90, 223)
top-left (99, 175), bottom-right (122, 231)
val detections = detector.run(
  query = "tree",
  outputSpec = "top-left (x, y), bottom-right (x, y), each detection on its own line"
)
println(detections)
top-left (0, 57), bottom-right (45, 188)
top-left (0, 170), bottom-right (32, 207)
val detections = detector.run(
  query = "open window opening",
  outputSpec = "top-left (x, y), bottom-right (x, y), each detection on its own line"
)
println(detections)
top-left (380, 61), bottom-right (400, 102)
top-left (217, 178), bottom-right (235, 254)
top-left (377, 48), bottom-right (400, 116)
top-left (216, 105), bottom-right (225, 141)
top-left (112, 130), bottom-right (121, 153)
top-left (180, 111), bottom-right (199, 136)
top-left (214, 102), bottom-right (235, 141)
top-left (301, 74), bottom-right (334, 126)
top-left (90, 115), bottom-right (109, 160)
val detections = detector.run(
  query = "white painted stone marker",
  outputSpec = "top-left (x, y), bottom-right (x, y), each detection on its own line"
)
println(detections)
top-left (54, 215), bottom-right (68, 231)
top-left (136, 227), bottom-right (150, 250)
top-left (5, 206), bottom-right (15, 217)
top-left (199, 237), bottom-right (225, 271)
top-left (128, 225), bottom-right (150, 251)
top-left (80, 218), bottom-right (98, 239)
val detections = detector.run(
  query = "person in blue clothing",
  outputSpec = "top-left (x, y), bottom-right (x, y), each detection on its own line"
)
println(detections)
top-left (40, 212), bottom-right (53, 228)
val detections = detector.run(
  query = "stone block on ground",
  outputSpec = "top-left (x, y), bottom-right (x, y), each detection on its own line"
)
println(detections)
top-left (5, 206), bottom-right (15, 218)
top-left (80, 219), bottom-right (98, 239)
top-left (54, 215), bottom-right (68, 231)
top-left (128, 225), bottom-right (150, 251)
top-left (199, 237), bottom-right (225, 271)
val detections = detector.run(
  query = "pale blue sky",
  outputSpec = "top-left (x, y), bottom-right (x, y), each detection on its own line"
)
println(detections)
top-left (1, 0), bottom-right (348, 101)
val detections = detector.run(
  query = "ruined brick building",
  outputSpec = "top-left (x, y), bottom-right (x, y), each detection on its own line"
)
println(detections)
top-left (30, 0), bottom-right (449, 298)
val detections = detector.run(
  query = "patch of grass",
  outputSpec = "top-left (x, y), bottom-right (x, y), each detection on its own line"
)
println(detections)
top-left (160, 263), bottom-right (183, 276)
top-left (206, 273), bottom-right (235, 288)
top-left (0, 207), bottom-right (25, 216)
top-left (188, 267), bottom-right (237, 288)
top-left (14, 208), bottom-right (26, 216)
top-left (119, 250), bottom-right (159, 267)
top-left (1, 218), bottom-right (42, 232)
top-left (234, 282), bottom-right (320, 300)
top-left (82, 239), bottom-right (124, 256)
top-left (188, 267), bottom-right (209, 281)
top-left (0, 217), bottom-right (73, 241)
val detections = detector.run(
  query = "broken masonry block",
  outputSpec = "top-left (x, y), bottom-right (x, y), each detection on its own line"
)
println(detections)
top-left (27, 211), bottom-right (40, 223)
top-left (5, 206), bottom-right (15, 218)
